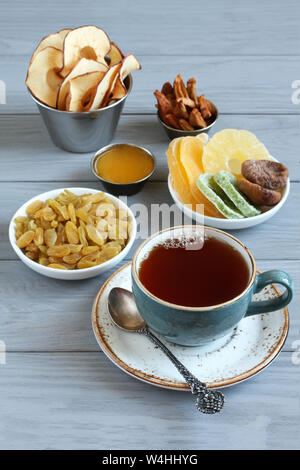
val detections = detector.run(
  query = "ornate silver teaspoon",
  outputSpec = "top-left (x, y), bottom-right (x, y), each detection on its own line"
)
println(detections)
top-left (108, 287), bottom-right (225, 414)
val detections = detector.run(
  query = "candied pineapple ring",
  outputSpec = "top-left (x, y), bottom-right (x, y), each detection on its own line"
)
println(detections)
top-left (202, 129), bottom-right (270, 177)
top-left (14, 190), bottom-right (129, 270)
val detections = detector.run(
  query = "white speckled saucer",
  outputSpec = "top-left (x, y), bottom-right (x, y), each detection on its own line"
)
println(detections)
top-left (92, 263), bottom-right (289, 390)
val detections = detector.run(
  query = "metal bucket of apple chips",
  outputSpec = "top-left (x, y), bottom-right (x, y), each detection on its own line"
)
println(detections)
top-left (25, 26), bottom-right (141, 153)
top-left (30, 75), bottom-right (132, 153)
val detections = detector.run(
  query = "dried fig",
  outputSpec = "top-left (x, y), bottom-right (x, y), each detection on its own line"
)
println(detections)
top-left (242, 160), bottom-right (288, 190)
top-left (238, 178), bottom-right (282, 206)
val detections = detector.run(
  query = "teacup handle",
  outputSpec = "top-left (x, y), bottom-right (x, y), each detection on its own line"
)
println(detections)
top-left (245, 270), bottom-right (293, 317)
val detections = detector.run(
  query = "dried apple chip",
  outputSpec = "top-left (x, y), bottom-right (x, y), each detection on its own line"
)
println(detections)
top-left (57, 58), bottom-right (107, 110)
top-left (110, 78), bottom-right (127, 101)
top-left (109, 42), bottom-right (124, 65)
top-left (67, 71), bottom-right (105, 112)
top-left (108, 54), bottom-right (141, 104)
top-left (31, 29), bottom-right (72, 62)
top-left (119, 54), bottom-right (141, 82)
top-left (26, 47), bottom-right (63, 108)
top-left (89, 62), bottom-right (122, 110)
top-left (27, 26), bottom-right (140, 111)
top-left (61, 26), bottom-right (110, 77)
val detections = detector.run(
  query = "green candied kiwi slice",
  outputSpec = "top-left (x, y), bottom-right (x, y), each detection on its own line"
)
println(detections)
top-left (213, 170), bottom-right (261, 217)
top-left (197, 173), bottom-right (244, 219)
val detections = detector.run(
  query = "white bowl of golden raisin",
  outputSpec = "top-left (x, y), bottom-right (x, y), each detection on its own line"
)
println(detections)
top-left (9, 188), bottom-right (137, 280)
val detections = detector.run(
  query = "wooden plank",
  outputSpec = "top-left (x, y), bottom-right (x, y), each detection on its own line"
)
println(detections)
top-left (1, 0), bottom-right (300, 57)
top-left (0, 259), bottom-right (298, 352)
top-left (2, 181), bottom-right (299, 261)
top-left (0, 114), bottom-right (299, 182)
top-left (0, 351), bottom-right (298, 450)
top-left (1, 55), bottom-right (300, 114)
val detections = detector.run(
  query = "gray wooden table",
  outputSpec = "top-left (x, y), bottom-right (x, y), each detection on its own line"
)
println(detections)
top-left (0, 0), bottom-right (299, 450)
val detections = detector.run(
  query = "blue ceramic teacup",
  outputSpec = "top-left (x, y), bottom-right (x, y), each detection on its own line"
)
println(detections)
top-left (131, 226), bottom-right (293, 346)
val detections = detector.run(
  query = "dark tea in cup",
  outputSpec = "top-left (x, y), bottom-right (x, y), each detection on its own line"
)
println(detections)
top-left (139, 235), bottom-right (250, 307)
top-left (133, 226), bottom-right (293, 346)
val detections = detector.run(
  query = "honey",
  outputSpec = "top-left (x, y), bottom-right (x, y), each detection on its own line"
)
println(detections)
top-left (95, 144), bottom-right (154, 184)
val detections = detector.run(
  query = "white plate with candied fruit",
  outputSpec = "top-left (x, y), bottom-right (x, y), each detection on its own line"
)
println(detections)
top-left (167, 130), bottom-right (290, 230)
top-left (9, 187), bottom-right (136, 280)
top-left (169, 173), bottom-right (290, 230)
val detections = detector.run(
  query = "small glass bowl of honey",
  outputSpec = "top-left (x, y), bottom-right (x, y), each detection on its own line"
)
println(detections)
top-left (91, 143), bottom-right (155, 195)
